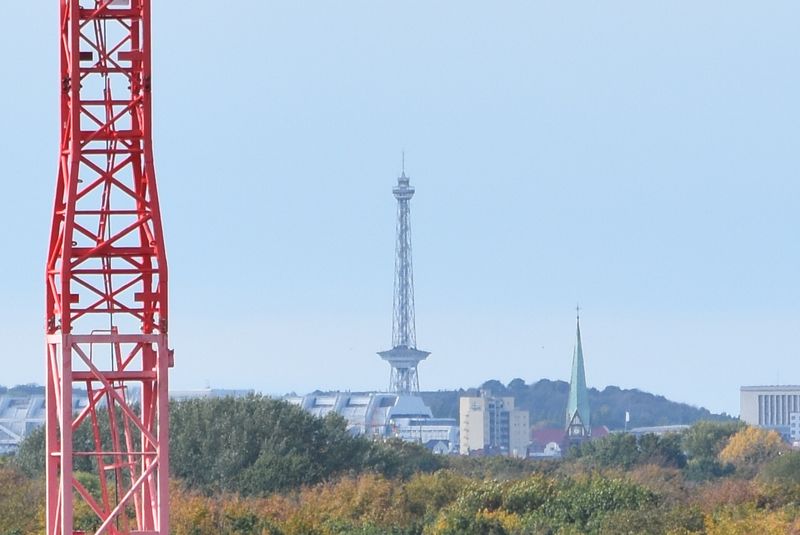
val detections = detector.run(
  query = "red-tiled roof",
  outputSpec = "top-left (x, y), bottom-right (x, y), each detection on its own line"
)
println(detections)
top-left (531, 425), bottom-right (610, 448)
top-left (531, 428), bottom-right (566, 446)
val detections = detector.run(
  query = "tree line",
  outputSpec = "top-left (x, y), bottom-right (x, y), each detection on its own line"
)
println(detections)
top-left (16, 395), bottom-right (443, 496)
top-left (3, 395), bottom-right (798, 535)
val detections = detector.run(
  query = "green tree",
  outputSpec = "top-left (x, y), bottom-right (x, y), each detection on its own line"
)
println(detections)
top-left (637, 433), bottom-right (687, 468)
top-left (683, 420), bottom-right (743, 460)
top-left (682, 420), bottom-right (742, 481)
top-left (361, 438), bottom-right (443, 480)
top-left (761, 450), bottom-right (800, 485)
top-left (567, 432), bottom-right (686, 471)
top-left (13, 425), bottom-right (45, 477)
top-left (170, 396), bottom-right (442, 495)
top-left (170, 395), bottom-right (370, 494)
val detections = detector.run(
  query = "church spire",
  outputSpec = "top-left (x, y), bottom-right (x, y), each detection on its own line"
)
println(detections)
top-left (566, 308), bottom-right (591, 438)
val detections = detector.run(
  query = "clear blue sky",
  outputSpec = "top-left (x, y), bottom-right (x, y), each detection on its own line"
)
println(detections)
top-left (2, 2), bottom-right (799, 416)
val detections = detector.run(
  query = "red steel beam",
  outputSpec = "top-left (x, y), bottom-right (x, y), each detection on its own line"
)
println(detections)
top-left (46, 1), bottom-right (172, 533)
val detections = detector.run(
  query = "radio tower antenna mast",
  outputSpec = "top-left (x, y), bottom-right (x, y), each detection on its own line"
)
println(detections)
top-left (46, 1), bottom-right (173, 533)
top-left (378, 157), bottom-right (430, 394)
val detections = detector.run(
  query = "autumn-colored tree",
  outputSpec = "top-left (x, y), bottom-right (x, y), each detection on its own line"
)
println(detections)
top-left (169, 484), bottom-right (219, 535)
top-left (696, 478), bottom-right (759, 513)
top-left (0, 462), bottom-right (44, 535)
top-left (682, 420), bottom-right (743, 481)
top-left (427, 473), bottom-right (659, 535)
top-left (705, 505), bottom-right (800, 535)
top-left (403, 470), bottom-right (469, 524)
top-left (719, 427), bottom-right (787, 471)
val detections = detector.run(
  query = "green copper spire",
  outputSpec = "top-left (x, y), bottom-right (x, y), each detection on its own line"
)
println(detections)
top-left (566, 307), bottom-right (591, 437)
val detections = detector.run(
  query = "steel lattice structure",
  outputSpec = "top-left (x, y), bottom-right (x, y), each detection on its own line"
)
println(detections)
top-left (378, 162), bottom-right (429, 394)
top-left (46, 1), bottom-right (172, 533)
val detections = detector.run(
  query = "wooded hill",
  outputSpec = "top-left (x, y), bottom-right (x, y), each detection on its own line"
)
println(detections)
top-left (2, 379), bottom-right (732, 431)
top-left (421, 378), bottom-right (732, 429)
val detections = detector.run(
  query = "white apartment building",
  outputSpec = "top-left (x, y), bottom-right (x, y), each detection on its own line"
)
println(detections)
top-left (459, 391), bottom-right (530, 458)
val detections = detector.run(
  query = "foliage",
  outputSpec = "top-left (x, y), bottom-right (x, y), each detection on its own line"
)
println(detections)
top-left (428, 474), bottom-right (658, 535)
top-left (444, 454), bottom-right (553, 481)
top-left (0, 463), bottom-right (44, 535)
top-left (704, 505), bottom-right (800, 535)
top-left (681, 420), bottom-right (743, 480)
top-left (403, 471), bottom-right (471, 525)
top-left (13, 425), bottom-right (45, 477)
top-left (566, 432), bottom-right (686, 470)
top-left (761, 450), bottom-right (800, 485)
top-left (15, 396), bottom-right (443, 499)
top-left (638, 433), bottom-right (687, 468)
top-left (624, 464), bottom-right (688, 504)
top-left (169, 473), bottom-right (437, 535)
top-left (8, 449), bottom-right (800, 534)
top-left (567, 433), bottom-right (640, 469)
top-left (695, 478), bottom-right (760, 513)
top-left (9, 390), bottom-right (800, 535)
top-left (683, 457), bottom-right (735, 482)
top-left (172, 395), bottom-right (324, 493)
top-left (170, 395), bottom-right (442, 495)
top-left (592, 503), bottom-right (705, 535)
top-left (359, 438), bottom-right (444, 480)
top-left (683, 420), bottom-right (744, 460)
top-left (718, 427), bottom-right (787, 471)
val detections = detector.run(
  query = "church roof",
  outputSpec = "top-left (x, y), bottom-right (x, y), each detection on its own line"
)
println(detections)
top-left (565, 312), bottom-right (591, 432)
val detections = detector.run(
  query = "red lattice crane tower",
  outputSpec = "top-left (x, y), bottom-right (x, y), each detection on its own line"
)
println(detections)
top-left (46, 1), bottom-right (172, 533)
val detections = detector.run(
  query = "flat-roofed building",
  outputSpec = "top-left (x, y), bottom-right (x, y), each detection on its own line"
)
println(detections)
top-left (740, 385), bottom-right (800, 441)
top-left (459, 390), bottom-right (530, 458)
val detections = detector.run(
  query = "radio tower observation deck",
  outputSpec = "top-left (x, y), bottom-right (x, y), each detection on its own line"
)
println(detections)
top-left (378, 158), bottom-right (430, 394)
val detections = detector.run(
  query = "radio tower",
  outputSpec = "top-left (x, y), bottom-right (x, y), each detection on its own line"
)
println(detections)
top-left (46, 1), bottom-right (172, 533)
top-left (378, 157), bottom-right (430, 394)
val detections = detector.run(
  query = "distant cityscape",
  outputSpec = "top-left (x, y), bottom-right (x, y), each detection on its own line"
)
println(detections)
top-left (1, 165), bottom-right (791, 458)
